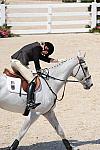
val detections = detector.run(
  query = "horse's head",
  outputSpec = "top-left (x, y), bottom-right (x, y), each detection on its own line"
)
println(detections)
top-left (72, 52), bottom-right (93, 89)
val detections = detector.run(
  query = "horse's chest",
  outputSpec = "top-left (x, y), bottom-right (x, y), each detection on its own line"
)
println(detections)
top-left (36, 91), bottom-right (56, 113)
top-left (39, 91), bottom-right (55, 104)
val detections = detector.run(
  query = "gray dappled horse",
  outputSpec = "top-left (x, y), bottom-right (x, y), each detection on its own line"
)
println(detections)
top-left (0, 52), bottom-right (93, 150)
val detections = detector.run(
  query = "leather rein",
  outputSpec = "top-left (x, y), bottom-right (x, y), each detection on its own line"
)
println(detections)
top-left (41, 72), bottom-right (78, 102)
top-left (40, 58), bottom-right (87, 102)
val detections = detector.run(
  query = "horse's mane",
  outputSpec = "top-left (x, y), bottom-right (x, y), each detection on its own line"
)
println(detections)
top-left (48, 60), bottom-right (66, 70)
top-left (48, 57), bottom-right (74, 70)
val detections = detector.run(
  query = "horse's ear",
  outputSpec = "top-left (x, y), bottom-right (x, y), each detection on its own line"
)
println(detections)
top-left (83, 52), bottom-right (86, 58)
top-left (77, 51), bottom-right (86, 58)
top-left (77, 50), bottom-right (82, 58)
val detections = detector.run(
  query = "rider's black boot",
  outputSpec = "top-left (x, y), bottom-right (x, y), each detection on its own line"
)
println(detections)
top-left (27, 80), bottom-right (41, 109)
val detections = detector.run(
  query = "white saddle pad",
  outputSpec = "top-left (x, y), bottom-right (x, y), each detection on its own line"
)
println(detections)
top-left (7, 76), bottom-right (27, 95)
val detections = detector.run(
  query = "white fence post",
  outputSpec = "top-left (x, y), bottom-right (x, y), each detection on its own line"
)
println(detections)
top-left (91, 2), bottom-right (97, 28)
top-left (76, 0), bottom-right (81, 3)
top-left (47, 5), bottom-right (52, 33)
top-left (0, 4), bottom-right (6, 26)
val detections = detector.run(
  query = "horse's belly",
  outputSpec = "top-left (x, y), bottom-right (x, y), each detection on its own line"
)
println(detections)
top-left (0, 93), bottom-right (26, 114)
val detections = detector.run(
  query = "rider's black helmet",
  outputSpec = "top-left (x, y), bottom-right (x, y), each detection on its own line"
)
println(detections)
top-left (45, 42), bottom-right (54, 55)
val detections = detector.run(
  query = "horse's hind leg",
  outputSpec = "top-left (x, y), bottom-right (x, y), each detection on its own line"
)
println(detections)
top-left (43, 110), bottom-right (73, 150)
top-left (9, 111), bottom-right (40, 150)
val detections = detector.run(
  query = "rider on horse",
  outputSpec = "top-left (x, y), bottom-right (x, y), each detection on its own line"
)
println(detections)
top-left (11, 42), bottom-right (58, 110)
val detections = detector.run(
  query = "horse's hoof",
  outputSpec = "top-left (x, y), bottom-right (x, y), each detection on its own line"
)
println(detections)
top-left (9, 139), bottom-right (19, 150)
top-left (71, 146), bottom-right (80, 150)
top-left (68, 146), bottom-right (73, 150)
top-left (6, 147), bottom-right (11, 150)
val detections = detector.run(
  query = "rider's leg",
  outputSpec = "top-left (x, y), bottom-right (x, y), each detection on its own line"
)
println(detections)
top-left (27, 80), bottom-right (41, 109)
top-left (11, 59), bottom-right (34, 83)
top-left (11, 59), bottom-right (41, 109)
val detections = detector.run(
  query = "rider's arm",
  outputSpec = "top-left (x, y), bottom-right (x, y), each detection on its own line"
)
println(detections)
top-left (32, 47), bottom-right (41, 71)
top-left (40, 55), bottom-right (59, 63)
top-left (50, 58), bottom-right (59, 63)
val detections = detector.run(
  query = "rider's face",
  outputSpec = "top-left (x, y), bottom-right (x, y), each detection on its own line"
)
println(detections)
top-left (41, 45), bottom-right (49, 55)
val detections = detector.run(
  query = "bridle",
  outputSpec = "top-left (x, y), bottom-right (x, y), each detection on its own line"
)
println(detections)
top-left (40, 57), bottom-right (90, 102)
top-left (73, 58), bottom-right (91, 83)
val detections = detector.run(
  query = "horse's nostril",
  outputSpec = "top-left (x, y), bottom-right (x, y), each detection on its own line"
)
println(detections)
top-left (91, 83), bottom-right (93, 87)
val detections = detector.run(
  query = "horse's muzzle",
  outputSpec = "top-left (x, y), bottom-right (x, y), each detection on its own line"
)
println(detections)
top-left (84, 83), bottom-right (93, 90)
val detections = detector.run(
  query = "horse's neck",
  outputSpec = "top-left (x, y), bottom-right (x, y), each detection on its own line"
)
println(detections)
top-left (48, 57), bottom-right (79, 92)
top-left (49, 57), bottom-right (78, 80)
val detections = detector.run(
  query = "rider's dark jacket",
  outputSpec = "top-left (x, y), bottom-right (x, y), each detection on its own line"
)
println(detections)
top-left (11, 42), bottom-right (51, 71)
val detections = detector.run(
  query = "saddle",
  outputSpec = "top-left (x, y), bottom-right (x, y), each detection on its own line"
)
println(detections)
top-left (3, 68), bottom-right (41, 92)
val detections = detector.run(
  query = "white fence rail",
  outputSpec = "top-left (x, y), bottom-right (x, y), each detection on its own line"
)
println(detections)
top-left (0, 2), bottom-right (100, 34)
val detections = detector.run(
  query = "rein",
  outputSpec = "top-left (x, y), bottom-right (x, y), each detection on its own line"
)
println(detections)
top-left (40, 68), bottom-right (79, 102)
top-left (41, 75), bottom-right (67, 101)
top-left (40, 57), bottom-right (86, 102)
top-left (41, 68), bottom-right (79, 83)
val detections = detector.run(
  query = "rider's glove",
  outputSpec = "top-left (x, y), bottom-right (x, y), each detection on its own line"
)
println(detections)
top-left (36, 69), bottom-right (42, 76)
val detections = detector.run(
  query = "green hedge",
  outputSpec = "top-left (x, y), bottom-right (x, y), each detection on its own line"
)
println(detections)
top-left (81, 0), bottom-right (93, 2)
top-left (62, 0), bottom-right (94, 2)
top-left (62, 0), bottom-right (76, 2)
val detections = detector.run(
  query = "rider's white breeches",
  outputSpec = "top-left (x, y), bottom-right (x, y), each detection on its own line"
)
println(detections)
top-left (11, 59), bottom-right (34, 83)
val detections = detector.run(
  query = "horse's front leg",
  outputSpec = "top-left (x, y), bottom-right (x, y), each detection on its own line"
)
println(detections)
top-left (9, 111), bottom-right (40, 150)
top-left (43, 110), bottom-right (73, 150)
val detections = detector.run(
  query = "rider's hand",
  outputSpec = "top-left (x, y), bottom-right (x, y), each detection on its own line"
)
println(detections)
top-left (37, 69), bottom-right (42, 76)
top-left (50, 58), bottom-right (59, 63)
